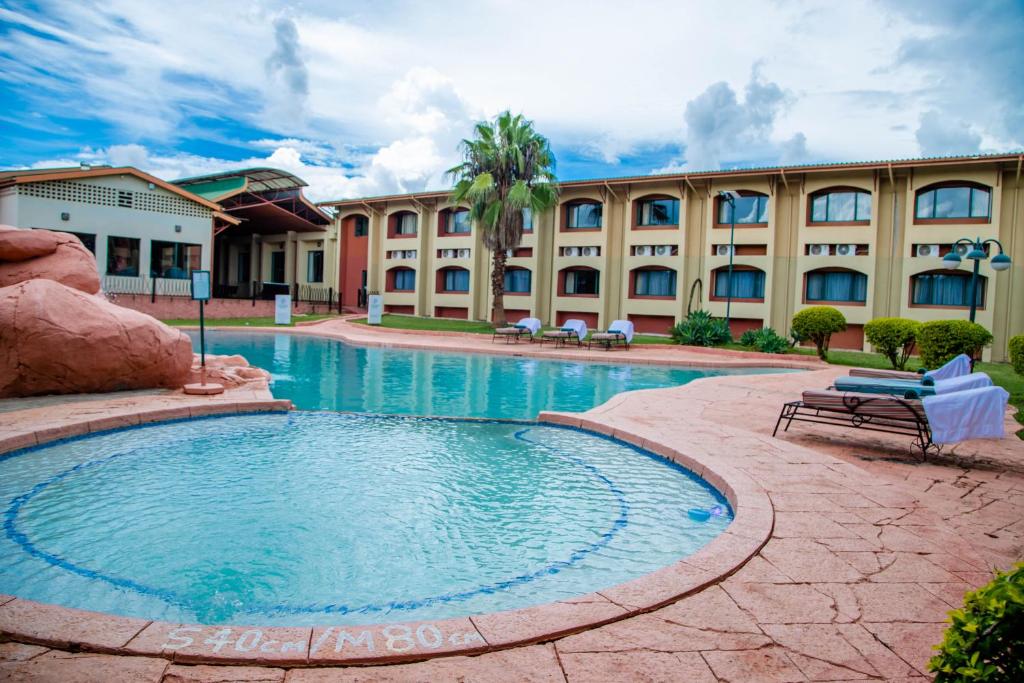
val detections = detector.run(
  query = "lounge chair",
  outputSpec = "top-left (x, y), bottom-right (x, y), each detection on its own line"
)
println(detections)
top-left (541, 319), bottom-right (588, 347)
top-left (492, 317), bottom-right (541, 344)
top-left (832, 372), bottom-right (992, 399)
top-left (589, 320), bottom-right (634, 350)
top-left (848, 353), bottom-right (973, 381)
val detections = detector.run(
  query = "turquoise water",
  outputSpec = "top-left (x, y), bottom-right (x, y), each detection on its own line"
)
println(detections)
top-left (0, 413), bottom-right (732, 626)
top-left (190, 331), bottom-right (788, 417)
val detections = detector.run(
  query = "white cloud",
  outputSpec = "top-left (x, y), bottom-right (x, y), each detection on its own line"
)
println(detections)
top-left (915, 111), bottom-right (982, 157)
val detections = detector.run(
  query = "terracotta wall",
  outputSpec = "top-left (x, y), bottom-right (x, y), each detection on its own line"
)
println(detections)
top-left (727, 317), bottom-right (764, 338)
top-left (340, 216), bottom-right (369, 308)
top-left (109, 294), bottom-right (330, 319)
top-left (555, 310), bottom-right (599, 329)
top-left (627, 314), bottom-right (676, 334)
top-left (434, 306), bottom-right (469, 319)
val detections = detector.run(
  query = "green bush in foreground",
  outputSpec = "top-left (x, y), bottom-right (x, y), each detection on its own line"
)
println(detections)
top-left (917, 320), bottom-right (993, 370)
top-left (864, 317), bottom-right (920, 370)
top-left (739, 327), bottom-right (789, 354)
top-left (791, 306), bottom-right (846, 360)
top-left (1009, 334), bottom-right (1024, 376)
top-left (670, 310), bottom-right (732, 347)
top-left (930, 562), bottom-right (1024, 682)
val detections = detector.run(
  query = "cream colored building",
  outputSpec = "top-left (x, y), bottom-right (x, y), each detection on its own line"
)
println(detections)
top-left (326, 153), bottom-right (1024, 361)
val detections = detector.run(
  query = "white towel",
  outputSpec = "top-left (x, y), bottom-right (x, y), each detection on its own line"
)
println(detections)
top-left (924, 354), bottom-right (972, 382)
top-left (923, 386), bottom-right (1009, 444)
top-left (561, 319), bottom-right (588, 340)
top-left (934, 373), bottom-right (992, 395)
top-left (515, 317), bottom-right (541, 335)
top-left (606, 319), bottom-right (635, 343)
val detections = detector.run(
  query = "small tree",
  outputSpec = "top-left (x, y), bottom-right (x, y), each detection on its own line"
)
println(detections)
top-left (917, 320), bottom-right (993, 369)
top-left (864, 318), bottom-right (920, 370)
top-left (792, 306), bottom-right (846, 360)
top-left (1008, 334), bottom-right (1024, 376)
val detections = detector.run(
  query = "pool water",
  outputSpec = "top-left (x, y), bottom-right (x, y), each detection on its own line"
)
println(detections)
top-left (191, 331), bottom-right (788, 417)
top-left (1, 413), bottom-right (732, 626)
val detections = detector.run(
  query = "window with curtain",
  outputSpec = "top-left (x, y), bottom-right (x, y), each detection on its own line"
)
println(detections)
top-left (634, 269), bottom-right (677, 296)
top-left (443, 269), bottom-right (470, 292)
top-left (911, 272), bottom-right (984, 307)
top-left (805, 270), bottom-right (868, 303)
top-left (150, 240), bottom-right (201, 279)
top-left (107, 236), bottom-right (140, 276)
top-left (504, 269), bottom-right (531, 293)
top-left (810, 190), bottom-right (871, 222)
top-left (395, 213), bottom-right (417, 235)
top-left (915, 185), bottom-right (991, 220)
top-left (354, 215), bottom-right (369, 236)
top-left (522, 207), bottom-right (533, 230)
top-left (446, 210), bottom-right (471, 234)
top-left (392, 269), bottom-right (415, 291)
top-left (567, 202), bottom-right (602, 228)
top-left (718, 194), bottom-right (768, 224)
top-left (637, 198), bottom-right (679, 226)
top-left (564, 269), bottom-right (599, 295)
top-left (713, 269), bottom-right (765, 299)
top-left (306, 250), bottom-right (324, 282)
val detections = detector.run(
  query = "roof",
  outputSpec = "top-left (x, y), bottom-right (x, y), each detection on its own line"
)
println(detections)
top-left (173, 167), bottom-right (309, 201)
top-left (318, 151), bottom-right (1024, 207)
top-left (0, 165), bottom-right (223, 210)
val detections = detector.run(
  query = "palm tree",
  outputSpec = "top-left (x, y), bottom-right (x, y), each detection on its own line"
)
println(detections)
top-left (448, 111), bottom-right (558, 326)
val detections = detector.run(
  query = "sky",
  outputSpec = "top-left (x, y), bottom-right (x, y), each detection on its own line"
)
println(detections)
top-left (0, 0), bottom-right (1021, 202)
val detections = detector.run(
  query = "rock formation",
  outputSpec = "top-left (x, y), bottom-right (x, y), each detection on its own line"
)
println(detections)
top-left (187, 354), bottom-right (271, 390)
top-left (0, 226), bottom-right (101, 294)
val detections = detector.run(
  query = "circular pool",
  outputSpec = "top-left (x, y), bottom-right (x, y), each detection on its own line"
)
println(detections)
top-left (0, 413), bottom-right (732, 626)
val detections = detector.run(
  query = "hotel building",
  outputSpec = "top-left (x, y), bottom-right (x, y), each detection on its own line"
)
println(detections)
top-left (321, 153), bottom-right (1024, 361)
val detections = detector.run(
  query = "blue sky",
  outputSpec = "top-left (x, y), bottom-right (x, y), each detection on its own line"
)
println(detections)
top-left (1, 0), bottom-right (1021, 201)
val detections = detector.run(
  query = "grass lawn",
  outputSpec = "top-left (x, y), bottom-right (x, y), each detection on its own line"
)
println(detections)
top-left (162, 313), bottom-right (337, 327)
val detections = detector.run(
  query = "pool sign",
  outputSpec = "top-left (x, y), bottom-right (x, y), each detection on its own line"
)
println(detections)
top-left (367, 294), bottom-right (383, 325)
top-left (190, 270), bottom-right (211, 301)
top-left (275, 294), bottom-right (292, 325)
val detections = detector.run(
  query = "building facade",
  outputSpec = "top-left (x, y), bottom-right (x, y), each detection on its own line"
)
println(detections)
top-left (322, 153), bottom-right (1024, 361)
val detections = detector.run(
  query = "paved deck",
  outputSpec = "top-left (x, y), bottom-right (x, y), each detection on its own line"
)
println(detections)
top-left (1, 326), bottom-right (1021, 682)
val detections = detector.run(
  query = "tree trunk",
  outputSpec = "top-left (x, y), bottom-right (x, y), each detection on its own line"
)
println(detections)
top-left (491, 248), bottom-right (507, 327)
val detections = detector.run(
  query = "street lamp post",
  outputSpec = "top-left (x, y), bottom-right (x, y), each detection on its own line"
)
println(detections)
top-left (719, 191), bottom-right (741, 334)
top-left (941, 237), bottom-right (1012, 323)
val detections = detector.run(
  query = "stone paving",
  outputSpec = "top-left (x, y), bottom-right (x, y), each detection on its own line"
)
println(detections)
top-left (1, 327), bottom-right (1022, 682)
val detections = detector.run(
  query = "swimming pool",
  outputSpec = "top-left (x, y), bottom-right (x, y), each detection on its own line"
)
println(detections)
top-left (1, 413), bottom-right (732, 626)
top-left (191, 331), bottom-right (789, 417)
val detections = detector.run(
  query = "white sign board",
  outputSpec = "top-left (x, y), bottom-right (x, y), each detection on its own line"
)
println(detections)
top-left (275, 295), bottom-right (292, 325)
top-left (190, 270), bottom-right (211, 301)
top-left (367, 294), bottom-right (383, 325)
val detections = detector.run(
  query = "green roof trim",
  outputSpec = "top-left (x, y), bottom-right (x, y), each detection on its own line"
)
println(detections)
top-left (181, 176), bottom-right (247, 201)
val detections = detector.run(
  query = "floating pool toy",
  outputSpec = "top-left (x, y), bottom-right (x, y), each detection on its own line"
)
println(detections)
top-left (687, 508), bottom-right (711, 522)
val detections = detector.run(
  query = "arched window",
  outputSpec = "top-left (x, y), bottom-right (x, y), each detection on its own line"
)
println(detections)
top-left (564, 200), bottom-right (603, 229)
top-left (503, 267), bottom-right (532, 294)
top-left (559, 266), bottom-right (600, 296)
top-left (436, 266), bottom-right (470, 293)
top-left (631, 267), bottom-right (677, 298)
top-left (388, 211), bottom-right (418, 238)
top-left (910, 270), bottom-right (985, 308)
top-left (716, 191), bottom-right (768, 226)
top-left (634, 195), bottom-right (679, 228)
top-left (439, 208), bottom-right (471, 235)
top-left (804, 268), bottom-right (868, 304)
top-left (915, 182), bottom-right (991, 222)
top-left (711, 266), bottom-right (765, 301)
top-left (809, 188), bottom-right (871, 224)
top-left (386, 267), bottom-right (416, 292)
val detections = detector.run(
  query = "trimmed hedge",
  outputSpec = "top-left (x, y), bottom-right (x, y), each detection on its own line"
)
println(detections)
top-left (1009, 334), bottom-right (1024, 376)
top-left (864, 318), bottom-right (920, 370)
top-left (930, 562), bottom-right (1024, 681)
top-left (917, 320), bottom-right (993, 369)
top-left (792, 306), bottom-right (846, 360)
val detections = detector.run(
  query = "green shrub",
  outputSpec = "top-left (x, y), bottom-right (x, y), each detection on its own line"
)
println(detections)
top-left (670, 310), bottom-right (732, 347)
top-left (864, 318), bottom-right (921, 370)
top-left (739, 327), bottom-right (789, 354)
top-left (1009, 335), bottom-right (1024, 376)
top-left (791, 306), bottom-right (846, 360)
top-left (917, 320), bottom-right (993, 369)
top-left (930, 562), bottom-right (1024, 682)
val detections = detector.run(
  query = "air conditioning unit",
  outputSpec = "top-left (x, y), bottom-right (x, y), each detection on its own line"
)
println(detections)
top-left (835, 244), bottom-right (857, 256)
top-left (506, 249), bottom-right (515, 258)
top-left (582, 246), bottom-right (596, 257)
top-left (636, 245), bottom-right (653, 256)
top-left (406, 250), bottom-right (417, 259)
top-left (655, 245), bottom-right (671, 256)
top-left (458, 249), bottom-right (470, 258)
top-left (565, 247), bottom-right (580, 257)
top-left (808, 244), bottom-right (829, 256)
top-left (441, 249), bottom-right (454, 258)
top-left (916, 244), bottom-right (940, 258)
top-left (716, 244), bottom-right (734, 257)
top-left (954, 243), bottom-right (970, 257)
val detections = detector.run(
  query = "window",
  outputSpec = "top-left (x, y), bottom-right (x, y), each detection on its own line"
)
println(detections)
top-left (391, 212), bottom-right (417, 236)
top-left (504, 269), bottom-right (531, 293)
top-left (354, 215), bottom-right (369, 237)
top-left (563, 268), bottom-right (599, 295)
top-left (810, 190), bottom-right (871, 223)
top-left (66, 231), bottom-right (96, 254)
top-left (522, 207), bottom-right (533, 231)
top-left (805, 269), bottom-right (868, 303)
top-left (567, 202), bottom-right (602, 229)
top-left (911, 272), bottom-right (984, 307)
top-left (441, 268), bottom-right (469, 292)
top-left (270, 251), bottom-right (286, 283)
top-left (391, 268), bottom-right (415, 291)
top-left (713, 268), bottom-right (765, 300)
top-left (445, 210), bottom-right (471, 234)
top-left (151, 241), bottom-right (201, 279)
top-left (106, 236), bottom-right (140, 276)
top-left (718, 194), bottom-right (768, 225)
top-left (637, 198), bottom-right (679, 226)
top-left (307, 250), bottom-right (324, 283)
top-left (634, 268), bottom-right (677, 297)
top-left (915, 184), bottom-right (991, 220)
